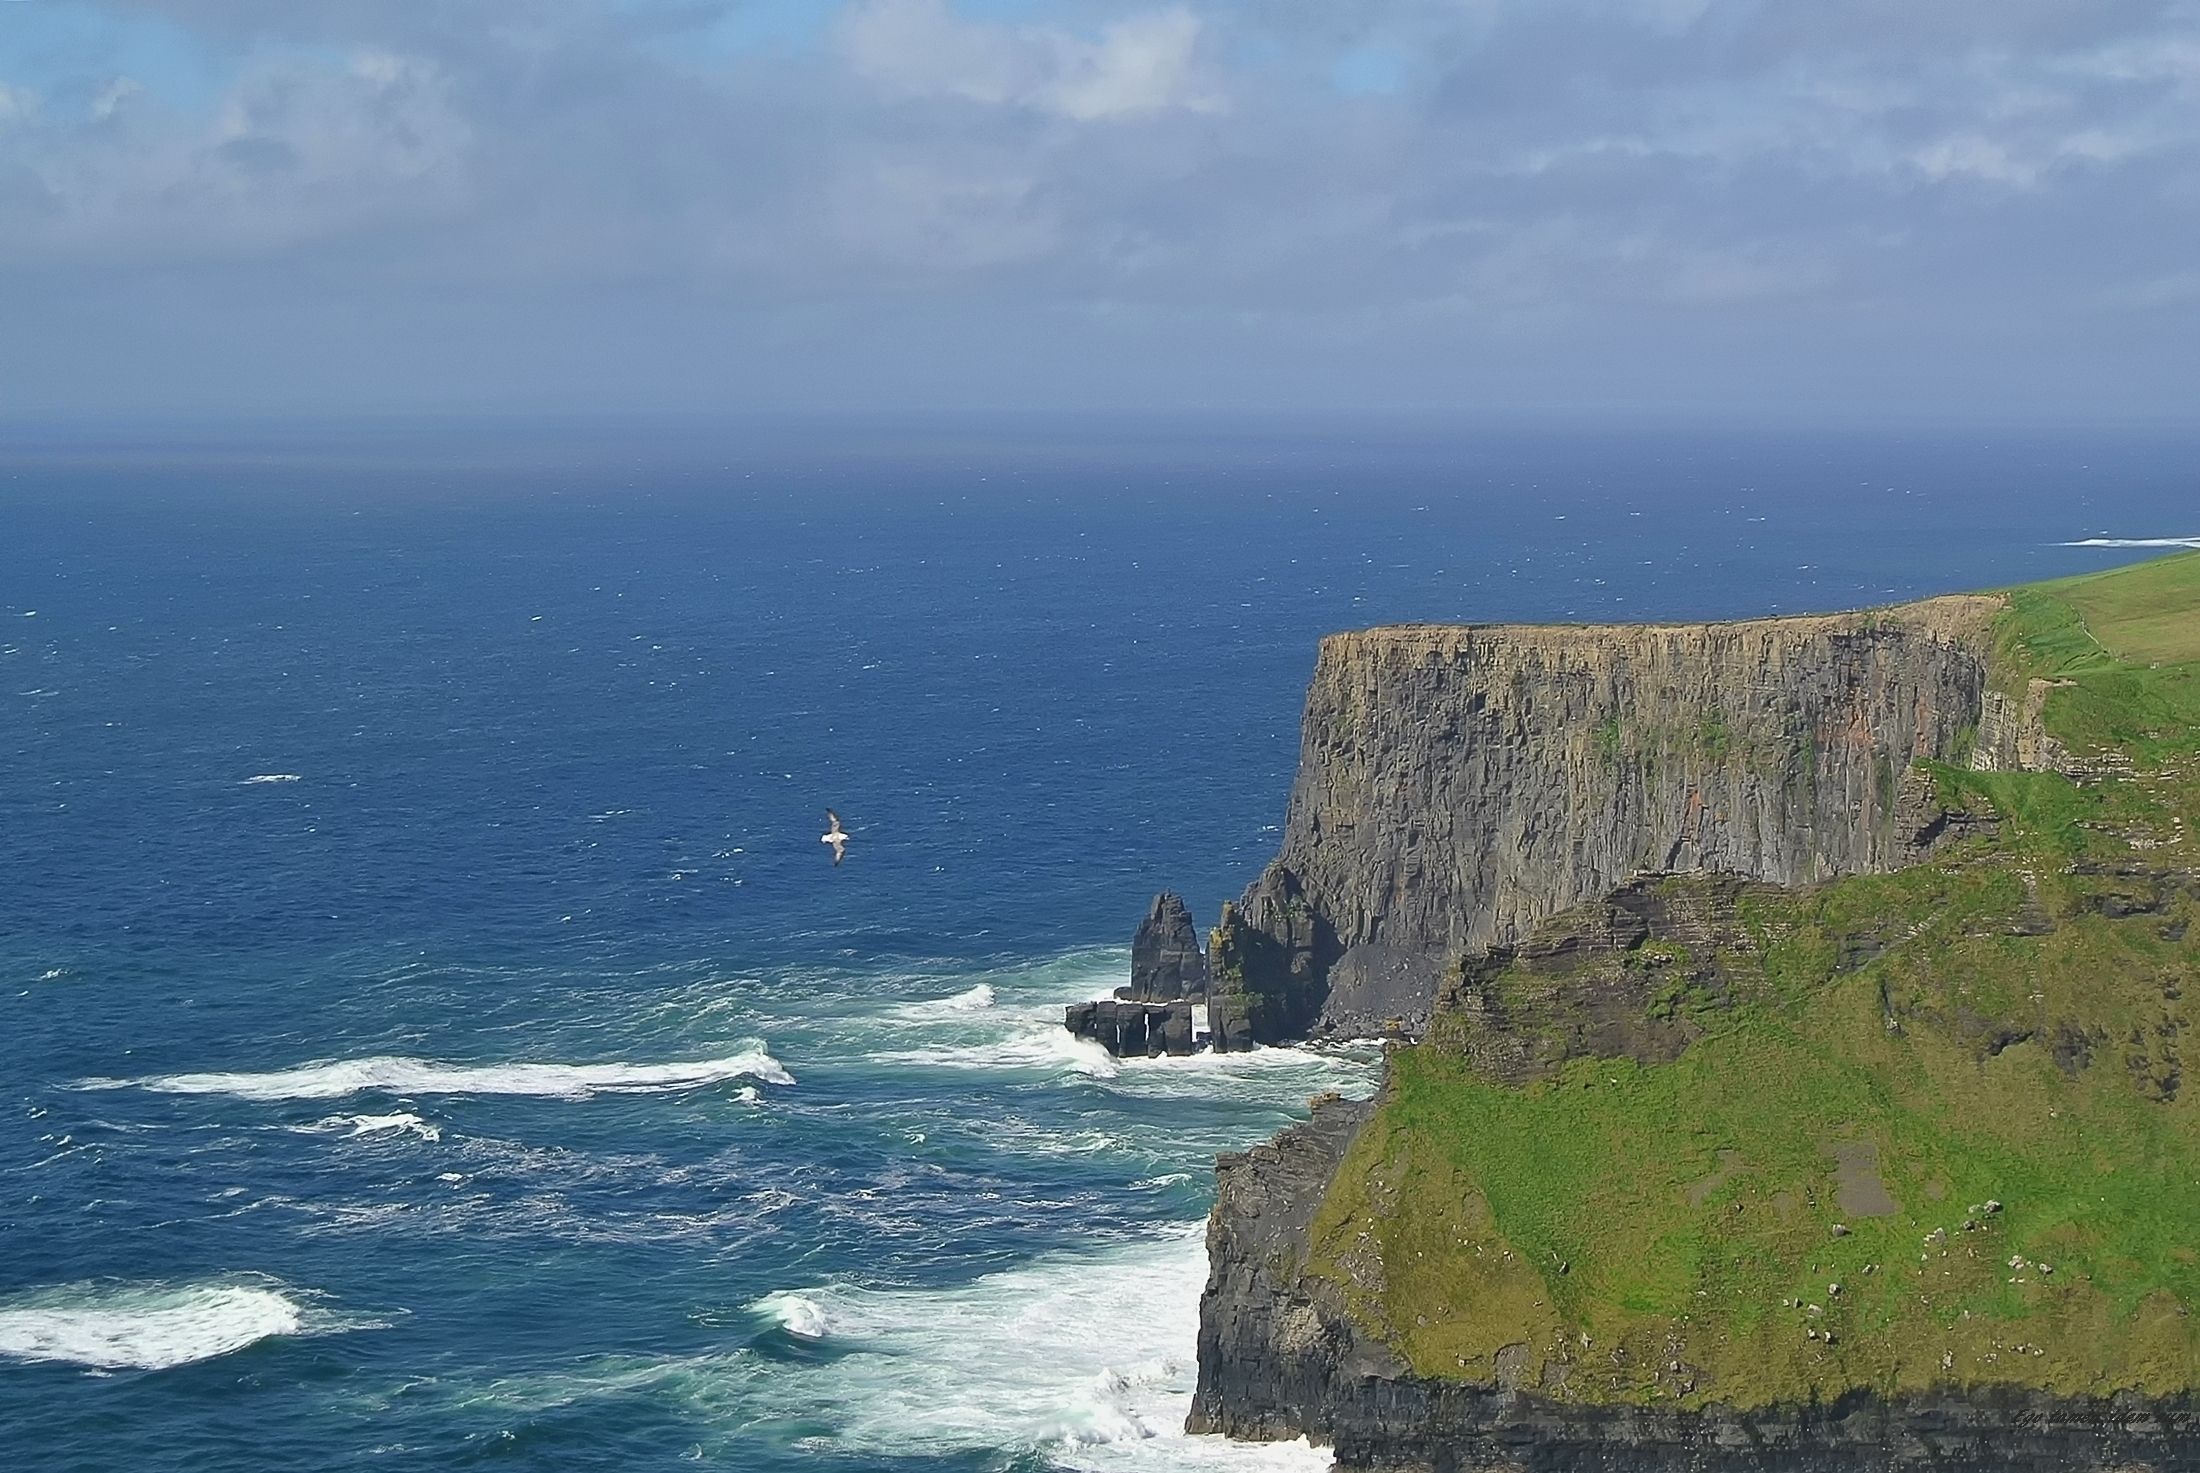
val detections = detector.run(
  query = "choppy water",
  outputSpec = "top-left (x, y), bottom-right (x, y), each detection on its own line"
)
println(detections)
top-left (1, 423), bottom-right (2191, 1470)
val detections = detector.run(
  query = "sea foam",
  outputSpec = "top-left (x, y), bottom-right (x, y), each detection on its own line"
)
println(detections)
top-left (0, 1281), bottom-right (353, 1371)
top-left (2061, 536), bottom-right (2200, 549)
top-left (734, 1225), bottom-right (1329, 1471)
top-left (301, 1112), bottom-right (443, 1142)
top-left (82, 1046), bottom-right (792, 1101)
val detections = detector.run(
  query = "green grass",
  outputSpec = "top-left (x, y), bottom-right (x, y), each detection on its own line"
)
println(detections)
top-left (2030, 550), bottom-right (2200, 667)
top-left (1302, 552), bottom-right (2200, 1410)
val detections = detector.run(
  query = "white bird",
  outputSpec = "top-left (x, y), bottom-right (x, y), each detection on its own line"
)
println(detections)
top-left (822, 809), bottom-right (849, 866)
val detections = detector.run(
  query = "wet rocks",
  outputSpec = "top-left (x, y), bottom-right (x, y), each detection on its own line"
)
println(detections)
top-left (1065, 997), bottom-right (1198, 1058)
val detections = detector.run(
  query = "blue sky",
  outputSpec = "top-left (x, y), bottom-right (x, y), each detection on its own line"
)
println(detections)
top-left (2, 0), bottom-right (2197, 422)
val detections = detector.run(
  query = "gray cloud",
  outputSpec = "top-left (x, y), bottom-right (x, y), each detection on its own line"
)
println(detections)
top-left (2, 0), bottom-right (2195, 419)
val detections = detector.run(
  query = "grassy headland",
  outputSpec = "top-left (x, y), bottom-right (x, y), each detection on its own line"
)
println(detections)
top-left (1303, 552), bottom-right (2200, 1409)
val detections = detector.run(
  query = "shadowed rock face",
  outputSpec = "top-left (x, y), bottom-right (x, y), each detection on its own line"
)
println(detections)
top-left (1128, 892), bottom-right (1210, 1002)
top-left (1230, 598), bottom-right (2005, 1037)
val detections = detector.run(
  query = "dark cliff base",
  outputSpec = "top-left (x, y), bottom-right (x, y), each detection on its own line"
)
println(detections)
top-left (1191, 1094), bottom-right (2200, 1473)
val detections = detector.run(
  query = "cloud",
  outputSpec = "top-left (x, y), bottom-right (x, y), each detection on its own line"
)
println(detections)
top-left (0, 82), bottom-right (39, 124)
top-left (839, 0), bottom-right (1221, 120)
top-left (0, 0), bottom-right (2195, 418)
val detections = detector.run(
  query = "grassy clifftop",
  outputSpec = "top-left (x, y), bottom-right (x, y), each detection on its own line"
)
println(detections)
top-left (1302, 552), bottom-right (2200, 1411)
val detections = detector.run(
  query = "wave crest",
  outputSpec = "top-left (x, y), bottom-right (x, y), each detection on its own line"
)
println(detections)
top-left (0, 1281), bottom-right (358, 1371)
top-left (753, 1291), bottom-right (833, 1339)
top-left (82, 1046), bottom-right (793, 1101)
top-left (301, 1112), bottom-right (442, 1142)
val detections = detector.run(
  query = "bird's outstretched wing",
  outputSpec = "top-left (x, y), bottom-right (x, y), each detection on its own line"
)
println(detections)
top-left (825, 809), bottom-right (844, 836)
top-left (832, 840), bottom-right (845, 867)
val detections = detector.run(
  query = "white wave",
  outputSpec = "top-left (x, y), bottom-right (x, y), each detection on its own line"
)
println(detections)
top-left (754, 1291), bottom-right (833, 1339)
top-left (242, 773), bottom-right (302, 784)
top-left (939, 982), bottom-right (997, 1011)
top-left (733, 1226), bottom-right (1329, 1471)
top-left (1105, 1039), bottom-right (1382, 1102)
top-left (0, 1281), bottom-right (359, 1371)
top-left (880, 980), bottom-right (1001, 1023)
top-left (2061, 536), bottom-right (2200, 549)
top-left (871, 1027), bottom-right (1120, 1081)
top-left (301, 1112), bottom-right (442, 1143)
top-left (81, 1046), bottom-right (792, 1102)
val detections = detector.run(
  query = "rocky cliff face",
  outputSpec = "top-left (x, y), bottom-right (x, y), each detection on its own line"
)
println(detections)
top-left (1230, 598), bottom-right (2005, 1038)
top-left (1191, 1094), bottom-right (2200, 1473)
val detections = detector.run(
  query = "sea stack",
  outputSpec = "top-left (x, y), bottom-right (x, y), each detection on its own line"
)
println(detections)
top-left (1066, 892), bottom-right (1215, 1057)
top-left (1125, 892), bottom-right (1210, 1002)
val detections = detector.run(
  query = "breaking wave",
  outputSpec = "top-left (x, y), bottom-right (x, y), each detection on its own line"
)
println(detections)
top-left (0, 1281), bottom-right (365, 1371)
top-left (733, 1226), bottom-right (1329, 1471)
top-left (81, 1046), bottom-right (792, 1101)
top-left (939, 982), bottom-right (997, 1010)
top-left (754, 1291), bottom-right (833, 1339)
top-left (301, 1112), bottom-right (442, 1142)
top-left (2061, 536), bottom-right (2200, 549)
top-left (869, 1026), bottom-right (1122, 1081)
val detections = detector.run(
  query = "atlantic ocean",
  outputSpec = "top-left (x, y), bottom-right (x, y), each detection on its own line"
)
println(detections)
top-left (2, 422), bottom-right (2191, 1471)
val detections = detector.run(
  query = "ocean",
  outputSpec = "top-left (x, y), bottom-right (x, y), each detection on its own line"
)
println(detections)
top-left (1, 422), bottom-right (2192, 1471)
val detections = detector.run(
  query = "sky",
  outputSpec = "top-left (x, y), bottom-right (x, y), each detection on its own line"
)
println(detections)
top-left (2, 0), bottom-right (2198, 424)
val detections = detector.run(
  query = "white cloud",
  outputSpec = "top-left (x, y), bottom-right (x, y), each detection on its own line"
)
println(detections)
top-left (840, 0), bottom-right (1222, 120)
top-left (4, 46), bottom-right (471, 259)
top-left (0, 82), bottom-right (39, 125)
top-left (91, 77), bottom-right (143, 122)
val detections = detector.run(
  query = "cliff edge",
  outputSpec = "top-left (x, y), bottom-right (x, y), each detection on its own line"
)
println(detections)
top-left (1194, 552), bottom-right (2200, 1470)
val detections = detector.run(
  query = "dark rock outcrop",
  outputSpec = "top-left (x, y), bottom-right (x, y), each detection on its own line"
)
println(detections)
top-left (1066, 894), bottom-right (1216, 1057)
top-left (1065, 995), bottom-right (1200, 1058)
top-left (1431, 873), bottom-right (1797, 1085)
top-left (1190, 1094), bottom-right (2200, 1472)
top-left (1128, 892), bottom-right (1210, 1001)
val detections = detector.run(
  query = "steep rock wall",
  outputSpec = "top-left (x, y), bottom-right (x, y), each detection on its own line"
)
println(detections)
top-left (1231, 597), bottom-right (2004, 1037)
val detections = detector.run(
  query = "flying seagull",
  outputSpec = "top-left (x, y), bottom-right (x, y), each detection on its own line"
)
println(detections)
top-left (822, 809), bottom-right (849, 866)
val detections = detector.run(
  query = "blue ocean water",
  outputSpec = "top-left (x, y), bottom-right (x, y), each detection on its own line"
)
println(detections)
top-left (1, 423), bottom-right (2192, 1471)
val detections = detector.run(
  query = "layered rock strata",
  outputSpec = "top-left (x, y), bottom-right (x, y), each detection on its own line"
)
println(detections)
top-left (1226, 598), bottom-right (2007, 1038)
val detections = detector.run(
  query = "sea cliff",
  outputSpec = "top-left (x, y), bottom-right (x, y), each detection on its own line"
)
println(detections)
top-left (1214, 598), bottom-right (2018, 1040)
top-left (1192, 553), bottom-right (2200, 1471)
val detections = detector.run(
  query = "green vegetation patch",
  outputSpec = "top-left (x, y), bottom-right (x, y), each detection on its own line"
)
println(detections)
top-left (2031, 550), bottom-right (2200, 668)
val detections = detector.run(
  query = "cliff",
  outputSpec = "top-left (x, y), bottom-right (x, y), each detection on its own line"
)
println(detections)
top-left (1221, 598), bottom-right (2006, 1040)
top-left (1193, 552), bottom-right (2200, 1470)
